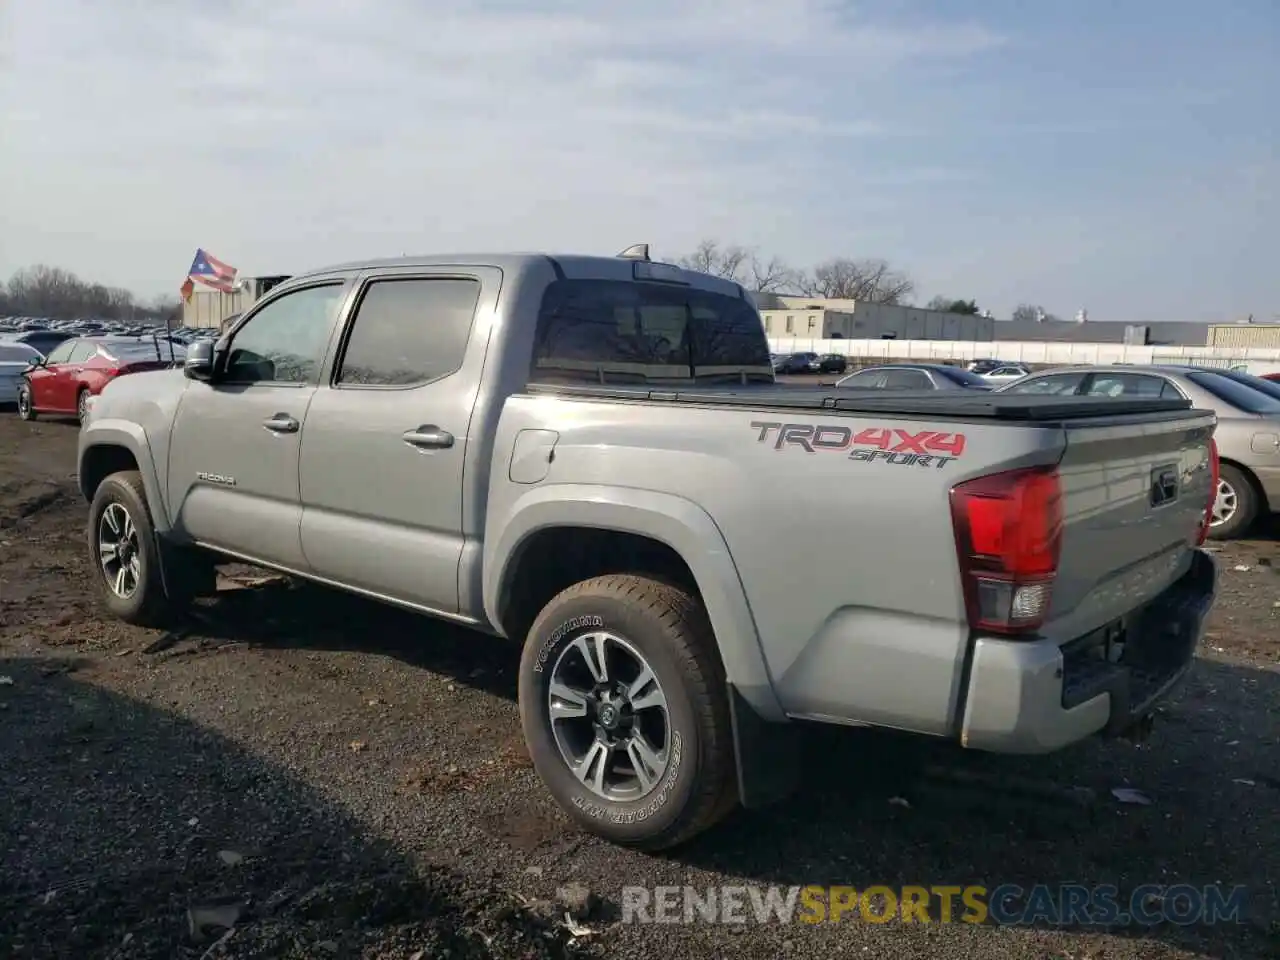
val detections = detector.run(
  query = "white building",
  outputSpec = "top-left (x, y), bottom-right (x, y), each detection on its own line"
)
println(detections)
top-left (758, 296), bottom-right (994, 342)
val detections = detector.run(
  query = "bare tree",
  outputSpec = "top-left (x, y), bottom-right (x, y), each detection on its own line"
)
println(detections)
top-left (678, 240), bottom-right (749, 282)
top-left (748, 254), bottom-right (800, 294)
top-left (677, 239), bottom-right (801, 294)
top-left (3, 264), bottom-right (174, 322)
top-left (676, 241), bottom-right (914, 303)
top-left (798, 258), bottom-right (915, 304)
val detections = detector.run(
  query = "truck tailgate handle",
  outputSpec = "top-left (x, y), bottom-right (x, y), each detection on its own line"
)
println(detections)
top-left (403, 425), bottom-right (454, 449)
top-left (262, 413), bottom-right (300, 434)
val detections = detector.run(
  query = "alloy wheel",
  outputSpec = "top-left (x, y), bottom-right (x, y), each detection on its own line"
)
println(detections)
top-left (1210, 479), bottom-right (1237, 527)
top-left (547, 630), bottom-right (671, 802)
top-left (98, 502), bottom-right (142, 598)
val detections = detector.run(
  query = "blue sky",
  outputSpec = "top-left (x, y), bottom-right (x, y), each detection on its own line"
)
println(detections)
top-left (1, 0), bottom-right (1276, 321)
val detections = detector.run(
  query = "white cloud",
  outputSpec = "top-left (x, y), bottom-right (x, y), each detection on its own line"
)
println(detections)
top-left (1, 0), bottom-right (1006, 295)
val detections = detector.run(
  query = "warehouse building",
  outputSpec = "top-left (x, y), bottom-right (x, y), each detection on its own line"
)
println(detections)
top-left (182, 274), bottom-right (290, 329)
top-left (758, 293), bottom-right (1213, 347)
top-left (1206, 323), bottom-right (1280, 350)
top-left (993, 318), bottom-right (1210, 346)
top-left (758, 297), bottom-right (994, 341)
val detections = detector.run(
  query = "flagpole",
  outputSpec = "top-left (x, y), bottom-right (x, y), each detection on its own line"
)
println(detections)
top-left (166, 285), bottom-right (177, 365)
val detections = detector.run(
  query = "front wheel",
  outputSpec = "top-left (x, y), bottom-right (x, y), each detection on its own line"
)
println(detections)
top-left (88, 471), bottom-right (183, 627)
top-left (1207, 464), bottom-right (1258, 540)
top-left (76, 388), bottom-right (90, 425)
top-left (518, 574), bottom-right (738, 851)
top-left (16, 382), bottom-right (36, 420)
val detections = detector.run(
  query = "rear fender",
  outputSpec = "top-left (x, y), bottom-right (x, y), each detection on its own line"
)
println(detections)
top-left (484, 484), bottom-right (801, 807)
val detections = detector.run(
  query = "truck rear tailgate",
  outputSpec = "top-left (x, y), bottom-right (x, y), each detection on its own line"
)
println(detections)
top-left (1043, 411), bottom-right (1215, 643)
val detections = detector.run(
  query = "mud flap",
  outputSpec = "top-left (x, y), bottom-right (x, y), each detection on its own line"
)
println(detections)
top-left (728, 684), bottom-right (801, 808)
top-left (155, 535), bottom-right (217, 600)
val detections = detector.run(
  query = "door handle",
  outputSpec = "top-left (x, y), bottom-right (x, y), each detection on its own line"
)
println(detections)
top-left (263, 413), bottom-right (300, 434)
top-left (402, 425), bottom-right (454, 449)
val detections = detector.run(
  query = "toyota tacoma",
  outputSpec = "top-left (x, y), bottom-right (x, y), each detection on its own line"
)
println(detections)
top-left (78, 247), bottom-right (1219, 849)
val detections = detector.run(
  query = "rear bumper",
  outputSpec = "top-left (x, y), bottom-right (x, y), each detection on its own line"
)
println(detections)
top-left (959, 548), bottom-right (1217, 754)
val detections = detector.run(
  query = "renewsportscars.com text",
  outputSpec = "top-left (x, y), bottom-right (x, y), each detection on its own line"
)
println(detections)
top-left (620, 884), bottom-right (1247, 927)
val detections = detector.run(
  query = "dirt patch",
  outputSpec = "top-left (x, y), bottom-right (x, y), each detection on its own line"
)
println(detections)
top-left (0, 479), bottom-right (73, 527)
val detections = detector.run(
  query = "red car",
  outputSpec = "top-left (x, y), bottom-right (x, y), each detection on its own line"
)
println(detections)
top-left (1261, 372), bottom-right (1280, 383)
top-left (17, 337), bottom-right (185, 423)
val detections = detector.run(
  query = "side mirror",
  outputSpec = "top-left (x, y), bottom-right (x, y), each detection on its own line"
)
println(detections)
top-left (184, 339), bottom-right (218, 382)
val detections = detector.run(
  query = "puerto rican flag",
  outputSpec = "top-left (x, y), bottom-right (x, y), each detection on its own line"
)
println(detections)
top-left (187, 248), bottom-right (239, 293)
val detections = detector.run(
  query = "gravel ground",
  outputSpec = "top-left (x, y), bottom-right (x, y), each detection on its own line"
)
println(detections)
top-left (1, 413), bottom-right (1278, 959)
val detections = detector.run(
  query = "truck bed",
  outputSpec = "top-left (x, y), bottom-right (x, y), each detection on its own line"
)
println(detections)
top-left (525, 382), bottom-right (1196, 421)
top-left (495, 383), bottom-right (1216, 738)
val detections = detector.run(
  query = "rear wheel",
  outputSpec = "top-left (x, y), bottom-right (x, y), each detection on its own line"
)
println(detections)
top-left (17, 382), bottom-right (36, 420)
top-left (1207, 464), bottom-right (1258, 540)
top-left (518, 574), bottom-right (738, 850)
top-left (76, 389), bottom-right (90, 425)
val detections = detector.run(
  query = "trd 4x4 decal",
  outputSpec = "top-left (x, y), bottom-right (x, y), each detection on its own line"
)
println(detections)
top-left (750, 421), bottom-right (966, 469)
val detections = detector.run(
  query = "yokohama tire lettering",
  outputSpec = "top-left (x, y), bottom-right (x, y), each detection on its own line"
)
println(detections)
top-left (532, 614), bottom-right (603, 673)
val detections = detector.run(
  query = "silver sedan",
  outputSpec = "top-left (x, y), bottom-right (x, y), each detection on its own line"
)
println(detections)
top-left (0, 341), bottom-right (43, 405)
top-left (835, 363), bottom-right (992, 391)
top-left (997, 364), bottom-right (1280, 539)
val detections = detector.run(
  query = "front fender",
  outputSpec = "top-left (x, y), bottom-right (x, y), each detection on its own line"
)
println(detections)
top-left (483, 483), bottom-right (785, 722)
top-left (78, 419), bottom-right (172, 532)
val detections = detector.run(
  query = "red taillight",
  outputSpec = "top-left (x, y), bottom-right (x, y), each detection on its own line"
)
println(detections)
top-left (1197, 437), bottom-right (1219, 546)
top-left (950, 466), bottom-right (1063, 636)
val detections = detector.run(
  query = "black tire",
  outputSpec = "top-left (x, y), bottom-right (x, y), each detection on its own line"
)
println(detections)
top-left (518, 574), bottom-right (737, 851)
top-left (88, 471), bottom-right (185, 627)
top-left (1207, 464), bottom-right (1258, 540)
top-left (16, 382), bottom-right (36, 421)
top-left (76, 388), bottom-right (90, 426)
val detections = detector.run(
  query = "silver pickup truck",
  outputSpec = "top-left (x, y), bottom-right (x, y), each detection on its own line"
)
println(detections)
top-left (78, 248), bottom-right (1219, 849)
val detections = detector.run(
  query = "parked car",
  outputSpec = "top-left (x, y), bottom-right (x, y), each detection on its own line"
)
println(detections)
top-left (2, 328), bottom-right (75, 357)
top-left (978, 363), bottom-right (1033, 384)
top-left (773, 351), bottom-right (819, 374)
top-left (997, 365), bottom-right (1280, 539)
top-left (835, 363), bottom-right (993, 391)
top-left (79, 249), bottom-right (1218, 850)
top-left (0, 341), bottom-right (43, 405)
top-left (18, 336), bottom-right (186, 424)
top-left (809, 353), bottom-right (848, 374)
top-left (1260, 372), bottom-right (1280, 383)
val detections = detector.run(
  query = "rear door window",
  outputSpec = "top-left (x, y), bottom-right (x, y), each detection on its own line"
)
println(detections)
top-left (530, 280), bottom-right (771, 386)
top-left (838, 369), bottom-right (886, 388)
top-left (68, 342), bottom-right (100, 364)
top-left (336, 277), bottom-right (481, 386)
top-left (1002, 373), bottom-right (1086, 395)
top-left (881, 368), bottom-right (932, 389)
top-left (1083, 373), bottom-right (1176, 398)
top-left (935, 367), bottom-right (990, 387)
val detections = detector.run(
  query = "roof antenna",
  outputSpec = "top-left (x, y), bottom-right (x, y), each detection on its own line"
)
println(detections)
top-left (617, 243), bottom-right (651, 261)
